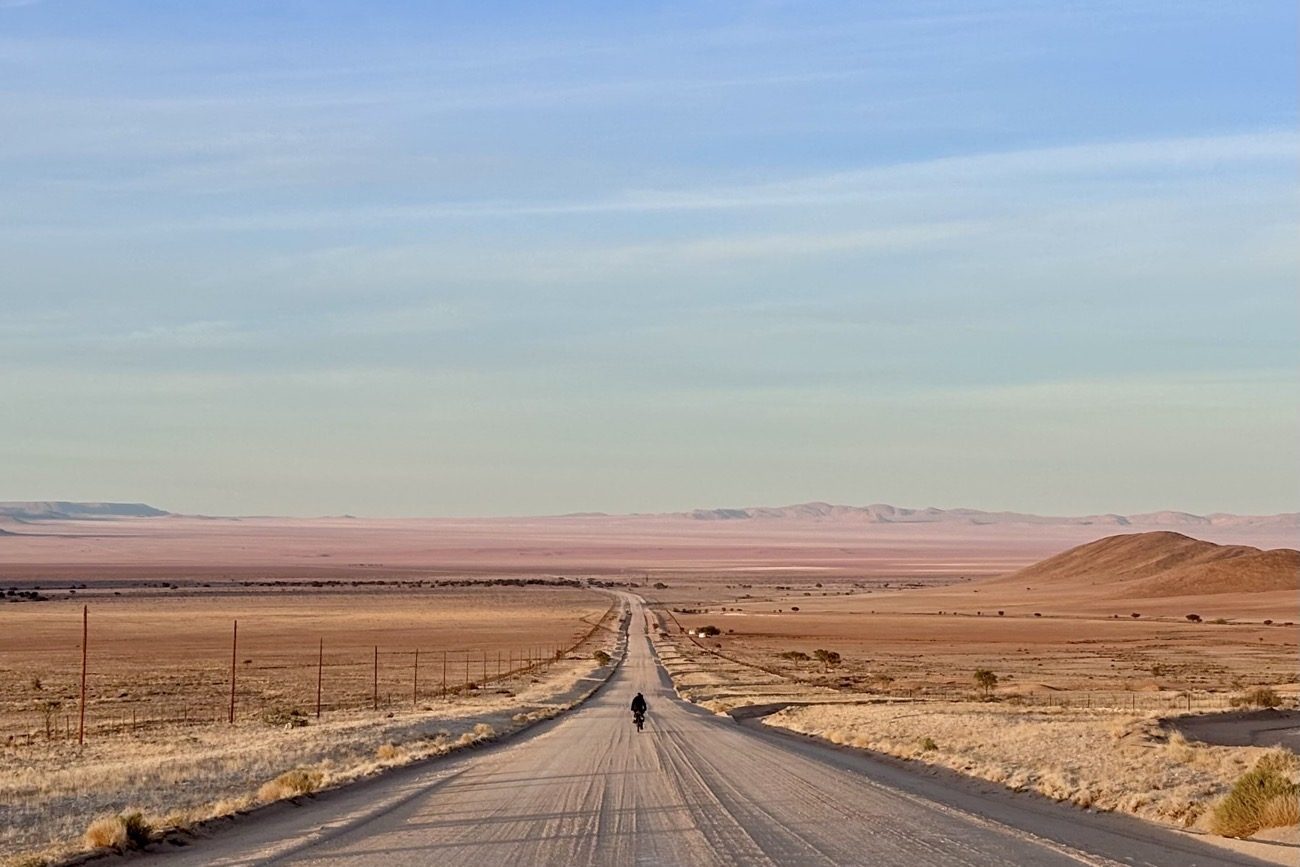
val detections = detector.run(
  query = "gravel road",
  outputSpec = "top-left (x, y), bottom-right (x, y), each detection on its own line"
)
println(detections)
top-left (131, 599), bottom-right (1274, 867)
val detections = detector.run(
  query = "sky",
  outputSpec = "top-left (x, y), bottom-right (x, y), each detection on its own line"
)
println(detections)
top-left (1, 1), bottom-right (1296, 517)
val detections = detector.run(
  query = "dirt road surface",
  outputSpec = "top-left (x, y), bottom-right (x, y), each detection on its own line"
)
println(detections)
top-left (123, 599), bottom-right (1273, 867)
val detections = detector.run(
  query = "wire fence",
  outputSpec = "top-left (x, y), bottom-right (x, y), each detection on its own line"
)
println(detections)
top-left (652, 606), bottom-right (1266, 715)
top-left (4, 601), bottom-right (617, 748)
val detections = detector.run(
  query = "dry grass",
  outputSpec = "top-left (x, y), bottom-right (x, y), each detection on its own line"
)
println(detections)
top-left (1208, 752), bottom-right (1300, 838)
top-left (766, 702), bottom-right (1286, 829)
top-left (256, 768), bottom-right (325, 802)
top-left (83, 811), bottom-right (151, 850)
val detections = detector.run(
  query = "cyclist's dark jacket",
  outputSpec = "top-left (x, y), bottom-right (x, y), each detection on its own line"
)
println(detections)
top-left (630, 694), bottom-right (647, 713)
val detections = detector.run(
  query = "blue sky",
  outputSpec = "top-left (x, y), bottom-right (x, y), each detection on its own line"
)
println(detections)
top-left (1, 1), bottom-right (1295, 516)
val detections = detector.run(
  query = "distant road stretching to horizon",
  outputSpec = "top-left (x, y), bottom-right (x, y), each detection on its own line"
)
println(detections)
top-left (125, 597), bottom-right (1273, 867)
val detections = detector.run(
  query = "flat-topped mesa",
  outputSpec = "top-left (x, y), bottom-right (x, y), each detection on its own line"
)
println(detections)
top-left (0, 502), bottom-right (171, 521)
top-left (985, 531), bottom-right (1300, 597)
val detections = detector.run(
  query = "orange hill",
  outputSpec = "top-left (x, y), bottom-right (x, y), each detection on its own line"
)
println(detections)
top-left (986, 531), bottom-right (1299, 598)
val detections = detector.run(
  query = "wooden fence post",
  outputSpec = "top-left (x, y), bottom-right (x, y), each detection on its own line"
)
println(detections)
top-left (228, 620), bottom-right (238, 724)
top-left (373, 646), bottom-right (379, 711)
top-left (316, 638), bottom-right (324, 719)
top-left (78, 605), bottom-right (88, 746)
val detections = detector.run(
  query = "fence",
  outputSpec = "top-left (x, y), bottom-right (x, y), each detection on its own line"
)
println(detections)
top-left (4, 600), bottom-right (617, 748)
top-left (651, 605), bottom-right (1261, 715)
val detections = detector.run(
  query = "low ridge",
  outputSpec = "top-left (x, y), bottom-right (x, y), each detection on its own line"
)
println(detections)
top-left (989, 531), bottom-right (1299, 597)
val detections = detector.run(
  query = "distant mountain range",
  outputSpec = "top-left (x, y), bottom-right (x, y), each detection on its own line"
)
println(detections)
top-left (0, 501), bottom-right (172, 521)
top-left (1, 499), bottom-right (1295, 530)
top-left (684, 501), bottom-right (1299, 528)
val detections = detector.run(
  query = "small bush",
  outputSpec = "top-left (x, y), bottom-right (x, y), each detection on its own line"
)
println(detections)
top-left (1230, 687), bottom-right (1282, 709)
top-left (918, 736), bottom-right (938, 752)
top-left (1186, 614), bottom-right (1202, 623)
top-left (779, 650), bottom-right (810, 663)
top-left (257, 768), bottom-right (325, 802)
top-left (1209, 753), bottom-right (1300, 838)
top-left (376, 743), bottom-right (400, 760)
top-left (84, 812), bottom-right (152, 850)
top-left (813, 648), bottom-right (842, 670)
top-left (696, 625), bottom-right (721, 637)
top-left (592, 650), bottom-right (611, 666)
top-left (973, 668), bottom-right (999, 696)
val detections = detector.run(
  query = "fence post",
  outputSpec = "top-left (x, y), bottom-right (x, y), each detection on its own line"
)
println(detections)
top-left (316, 638), bottom-right (324, 719)
top-left (228, 620), bottom-right (238, 724)
top-left (78, 604), bottom-right (88, 746)
top-left (373, 646), bottom-right (379, 711)
top-left (481, 650), bottom-right (487, 683)
top-left (441, 650), bottom-right (447, 697)
top-left (413, 648), bottom-right (419, 710)
top-left (464, 650), bottom-right (470, 688)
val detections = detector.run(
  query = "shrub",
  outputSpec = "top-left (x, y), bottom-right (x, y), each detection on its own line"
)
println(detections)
top-left (918, 736), bottom-right (938, 752)
top-left (257, 768), bottom-right (325, 802)
top-left (376, 743), bottom-right (400, 760)
top-left (1186, 614), bottom-right (1202, 623)
top-left (813, 649), bottom-right (842, 671)
top-left (84, 812), bottom-right (152, 850)
top-left (1131, 613), bottom-right (1141, 619)
top-left (1230, 687), bottom-right (1282, 709)
top-left (696, 625), bottom-right (721, 637)
top-left (1209, 753), bottom-right (1300, 838)
top-left (973, 668), bottom-right (998, 696)
top-left (592, 650), bottom-right (612, 666)
top-left (779, 650), bottom-right (810, 663)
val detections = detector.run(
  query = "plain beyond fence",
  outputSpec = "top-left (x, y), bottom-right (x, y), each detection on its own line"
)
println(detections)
top-left (6, 600), bottom-right (617, 748)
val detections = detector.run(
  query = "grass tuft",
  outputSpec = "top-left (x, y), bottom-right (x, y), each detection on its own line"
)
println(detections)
top-left (83, 811), bottom-right (152, 850)
top-left (257, 768), bottom-right (325, 802)
top-left (1208, 752), bottom-right (1300, 838)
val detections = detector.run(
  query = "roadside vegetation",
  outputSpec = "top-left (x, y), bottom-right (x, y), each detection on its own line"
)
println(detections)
top-left (2, 607), bottom-right (624, 867)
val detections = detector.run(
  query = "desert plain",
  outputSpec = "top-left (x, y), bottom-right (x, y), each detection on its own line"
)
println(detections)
top-left (1, 504), bottom-right (1297, 864)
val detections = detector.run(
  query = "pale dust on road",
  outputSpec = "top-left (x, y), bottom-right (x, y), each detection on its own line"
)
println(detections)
top-left (141, 598), bottom-right (1274, 867)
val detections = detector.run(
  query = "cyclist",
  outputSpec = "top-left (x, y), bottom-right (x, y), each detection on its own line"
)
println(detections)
top-left (630, 692), bottom-right (648, 731)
